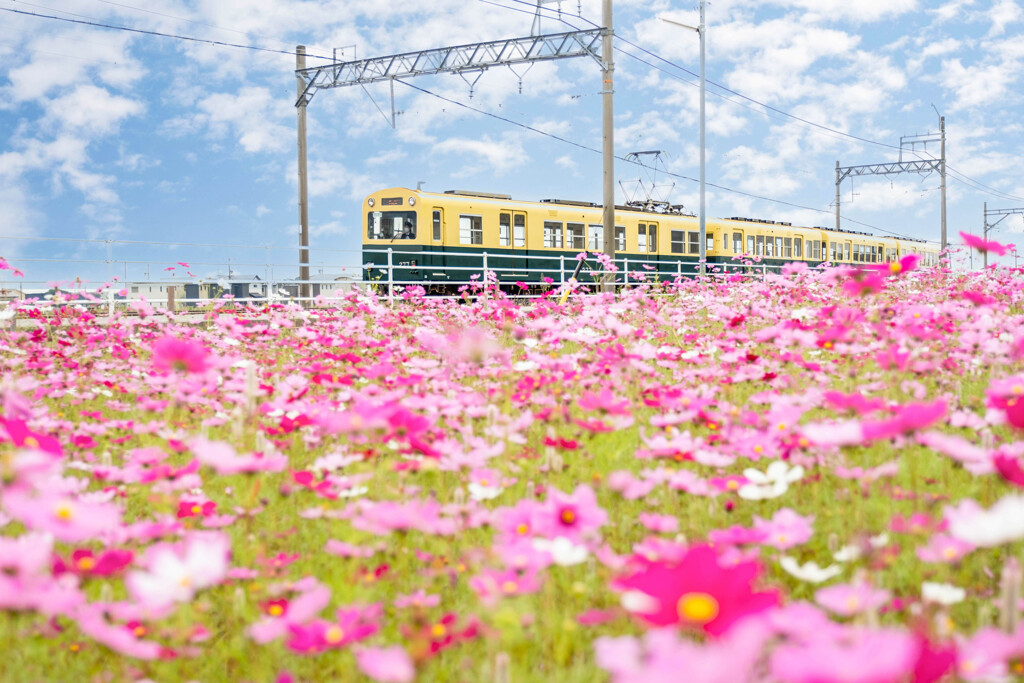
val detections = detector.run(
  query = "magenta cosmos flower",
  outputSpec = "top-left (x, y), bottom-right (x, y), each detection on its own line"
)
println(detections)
top-left (613, 544), bottom-right (780, 636)
top-left (150, 336), bottom-right (211, 374)
top-left (960, 231), bottom-right (1013, 256)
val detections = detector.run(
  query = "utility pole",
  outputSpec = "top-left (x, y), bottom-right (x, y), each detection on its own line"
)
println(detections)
top-left (296, 45), bottom-right (310, 302)
top-left (939, 115), bottom-right (947, 252)
top-left (834, 161), bottom-right (841, 231)
top-left (660, 5), bottom-right (706, 275)
top-left (982, 203), bottom-right (1024, 269)
top-left (601, 0), bottom-right (615, 290)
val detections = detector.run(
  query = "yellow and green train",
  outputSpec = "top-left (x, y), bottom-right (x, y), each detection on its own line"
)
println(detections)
top-left (362, 187), bottom-right (939, 289)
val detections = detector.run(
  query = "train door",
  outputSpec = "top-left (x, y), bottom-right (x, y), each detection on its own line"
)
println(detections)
top-left (427, 208), bottom-right (446, 285)
top-left (513, 211), bottom-right (528, 280)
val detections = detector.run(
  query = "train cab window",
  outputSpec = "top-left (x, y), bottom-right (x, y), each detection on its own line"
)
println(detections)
top-left (588, 224), bottom-right (603, 251)
top-left (615, 226), bottom-right (625, 252)
top-left (638, 224), bottom-right (647, 252)
top-left (432, 210), bottom-right (442, 241)
top-left (688, 232), bottom-right (699, 254)
top-left (368, 210), bottom-right (416, 240)
top-left (755, 235), bottom-right (764, 256)
top-left (784, 238), bottom-right (792, 258)
top-left (671, 230), bottom-right (685, 254)
top-left (514, 214), bottom-right (526, 248)
top-left (794, 238), bottom-right (802, 258)
top-left (499, 213), bottom-right (511, 247)
top-left (733, 232), bottom-right (743, 253)
top-left (567, 223), bottom-right (585, 250)
top-left (459, 215), bottom-right (483, 245)
top-left (648, 225), bottom-right (658, 251)
top-left (544, 221), bottom-right (563, 248)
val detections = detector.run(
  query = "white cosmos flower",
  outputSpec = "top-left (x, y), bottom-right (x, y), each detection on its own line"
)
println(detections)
top-left (947, 494), bottom-right (1024, 548)
top-left (779, 556), bottom-right (842, 583)
top-left (833, 545), bottom-right (862, 563)
top-left (467, 482), bottom-right (503, 501)
top-left (126, 532), bottom-right (230, 610)
top-left (921, 582), bottom-right (966, 606)
top-left (533, 537), bottom-right (589, 566)
top-left (738, 461), bottom-right (804, 500)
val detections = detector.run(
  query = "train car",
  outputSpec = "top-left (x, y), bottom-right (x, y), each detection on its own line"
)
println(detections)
top-left (361, 187), bottom-right (940, 290)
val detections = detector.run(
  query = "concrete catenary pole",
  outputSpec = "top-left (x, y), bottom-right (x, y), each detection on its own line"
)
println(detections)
top-left (940, 115), bottom-right (947, 253)
top-left (697, 0), bottom-right (706, 276)
top-left (296, 46), bottom-right (311, 302)
top-left (602, 0), bottom-right (615, 291)
top-left (835, 161), bottom-right (841, 232)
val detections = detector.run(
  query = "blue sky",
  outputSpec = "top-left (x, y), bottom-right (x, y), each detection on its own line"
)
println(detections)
top-left (2, 0), bottom-right (1024, 288)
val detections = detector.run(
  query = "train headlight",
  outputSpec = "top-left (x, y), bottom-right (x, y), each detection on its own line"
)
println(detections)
top-left (408, 197), bottom-right (416, 206)
top-left (367, 198), bottom-right (375, 207)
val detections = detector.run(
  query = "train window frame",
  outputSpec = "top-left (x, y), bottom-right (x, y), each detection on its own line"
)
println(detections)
top-left (514, 214), bottom-right (526, 248)
top-left (587, 224), bottom-right (604, 251)
top-left (723, 233), bottom-right (729, 251)
top-left (638, 224), bottom-right (647, 252)
top-left (794, 237), bottom-right (802, 258)
top-left (499, 213), bottom-right (511, 247)
top-left (755, 235), bottom-right (764, 256)
top-left (432, 210), bottom-right (442, 241)
top-left (784, 237), bottom-right (792, 258)
top-left (367, 210), bottom-right (416, 240)
top-left (459, 214), bottom-right (483, 246)
top-left (775, 237), bottom-right (783, 257)
top-left (733, 231), bottom-right (743, 253)
top-left (748, 235), bottom-right (755, 254)
top-left (648, 224), bottom-right (658, 252)
top-left (671, 230), bottom-right (685, 254)
top-left (615, 225), bottom-right (625, 252)
top-left (544, 221), bottom-right (563, 249)
top-left (765, 235), bottom-right (774, 257)
top-left (706, 234), bottom-right (714, 252)
top-left (688, 231), bottom-right (699, 255)
top-left (567, 223), bottom-right (585, 250)
top-left (844, 243), bottom-right (851, 262)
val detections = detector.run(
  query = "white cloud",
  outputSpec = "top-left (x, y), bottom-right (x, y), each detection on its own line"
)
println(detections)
top-left (432, 135), bottom-right (528, 176)
top-left (940, 58), bottom-right (1017, 111)
top-left (42, 85), bottom-right (145, 137)
top-left (987, 0), bottom-right (1023, 35)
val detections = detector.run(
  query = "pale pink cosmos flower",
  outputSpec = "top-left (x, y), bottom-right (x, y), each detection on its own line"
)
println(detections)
top-left (191, 437), bottom-right (287, 475)
top-left (638, 512), bottom-right (679, 534)
top-left (393, 590), bottom-right (440, 609)
top-left (75, 604), bottom-right (162, 660)
top-left (945, 494), bottom-right (1024, 548)
top-left (354, 645), bottom-right (415, 683)
top-left (815, 580), bottom-right (891, 617)
top-left (770, 627), bottom-right (917, 683)
top-left (753, 508), bottom-right (814, 551)
top-left (126, 531), bottom-right (231, 611)
top-left (249, 577), bottom-right (333, 644)
top-left (915, 533), bottom-right (974, 564)
top-left (2, 490), bottom-right (122, 543)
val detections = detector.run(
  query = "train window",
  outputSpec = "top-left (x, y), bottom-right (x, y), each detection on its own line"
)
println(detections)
top-left (755, 235), bottom-right (764, 256)
top-left (432, 210), bottom-right (442, 241)
top-left (588, 224), bottom-right (603, 251)
top-left (514, 214), bottom-right (526, 248)
top-left (688, 232), bottom-right (699, 254)
top-left (776, 237), bottom-right (784, 257)
top-left (733, 232), bottom-right (743, 253)
top-left (748, 235), bottom-right (755, 254)
top-left (844, 243), bottom-right (851, 261)
top-left (638, 224), bottom-right (647, 252)
top-left (765, 236), bottom-right (774, 257)
top-left (648, 225), bottom-right (658, 251)
top-left (794, 238), bottom-right (802, 258)
top-left (784, 238), bottom-right (792, 258)
top-left (459, 215), bottom-right (483, 245)
top-left (567, 223), bottom-right (585, 250)
top-left (499, 213), bottom-right (511, 247)
top-left (368, 211), bottom-right (416, 240)
top-left (707, 234), bottom-right (714, 251)
top-left (544, 221), bottom-right (563, 248)
top-left (671, 230), bottom-right (685, 254)
top-left (723, 233), bottom-right (729, 251)
top-left (615, 226), bottom-right (625, 252)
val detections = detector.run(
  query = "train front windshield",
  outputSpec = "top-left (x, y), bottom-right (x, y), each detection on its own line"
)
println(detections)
top-left (367, 211), bottom-right (416, 240)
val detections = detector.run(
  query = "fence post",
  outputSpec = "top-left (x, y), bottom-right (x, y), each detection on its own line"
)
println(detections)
top-left (167, 286), bottom-right (176, 313)
top-left (677, 260), bottom-right (682, 279)
top-left (107, 288), bottom-right (114, 317)
top-left (482, 252), bottom-right (489, 300)
top-left (560, 255), bottom-right (565, 286)
top-left (387, 248), bottom-right (394, 307)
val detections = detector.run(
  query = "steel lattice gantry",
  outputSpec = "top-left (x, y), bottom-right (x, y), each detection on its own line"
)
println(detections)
top-left (295, 28), bottom-right (604, 105)
top-left (836, 159), bottom-right (942, 183)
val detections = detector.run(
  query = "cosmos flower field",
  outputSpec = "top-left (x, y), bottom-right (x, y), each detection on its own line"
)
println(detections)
top-left (1, 246), bottom-right (1024, 683)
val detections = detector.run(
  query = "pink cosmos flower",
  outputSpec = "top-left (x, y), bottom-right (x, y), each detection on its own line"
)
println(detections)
top-left (191, 437), bottom-right (287, 475)
top-left (815, 580), bottom-right (891, 617)
top-left (614, 544), bottom-right (780, 636)
top-left (75, 605), bottom-right (162, 660)
top-left (0, 418), bottom-right (62, 456)
top-left (354, 645), bottom-right (416, 683)
top-left (915, 533), bottom-right (974, 564)
top-left (469, 566), bottom-right (543, 605)
top-left (285, 604), bottom-right (381, 655)
top-left (150, 336), bottom-right (211, 374)
top-left (578, 388), bottom-right (632, 416)
top-left (53, 549), bottom-right (134, 578)
top-left (249, 578), bottom-right (332, 644)
top-left (753, 508), bottom-right (814, 551)
top-left (536, 484), bottom-right (608, 542)
top-left (638, 513), bottom-right (679, 534)
top-left (861, 399), bottom-right (947, 441)
top-left (960, 231), bottom-right (1012, 256)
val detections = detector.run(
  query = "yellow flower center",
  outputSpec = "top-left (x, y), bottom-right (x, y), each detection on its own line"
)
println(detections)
top-left (324, 625), bottom-right (344, 644)
top-left (753, 445), bottom-right (763, 453)
top-left (268, 604), bottom-right (284, 617)
top-left (889, 262), bottom-right (902, 274)
top-left (942, 547), bottom-right (957, 560)
top-left (479, 479), bottom-right (489, 486)
top-left (677, 592), bottom-right (719, 624)
top-left (515, 523), bottom-right (529, 535)
top-left (23, 436), bottom-right (40, 448)
top-left (726, 480), bottom-right (739, 491)
top-left (845, 596), bottom-right (861, 612)
top-left (560, 509), bottom-right (576, 525)
top-left (54, 502), bottom-right (74, 521)
top-left (191, 505), bottom-right (202, 514)
top-left (431, 623), bottom-right (447, 638)
top-left (501, 580), bottom-right (518, 594)
top-left (132, 626), bottom-right (146, 637)
top-left (76, 556), bottom-right (97, 571)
